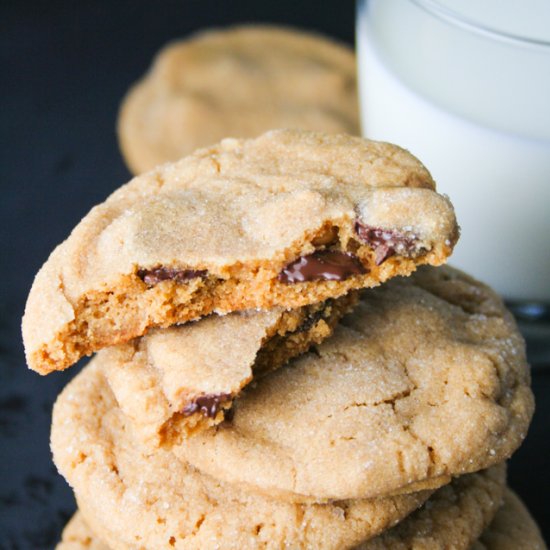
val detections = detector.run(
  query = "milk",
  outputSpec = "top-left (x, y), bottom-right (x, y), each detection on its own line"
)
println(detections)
top-left (357, 0), bottom-right (550, 303)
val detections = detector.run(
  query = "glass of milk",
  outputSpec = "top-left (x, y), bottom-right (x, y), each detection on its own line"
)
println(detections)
top-left (357, 0), bottom-right (550, 328)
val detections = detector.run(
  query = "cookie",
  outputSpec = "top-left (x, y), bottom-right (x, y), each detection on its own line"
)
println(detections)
top-left (174, 266), bottom-right (533, 502)
top-left (472, 490), bottom-right (547, 550)
top-left (358, 464), bottom-right (506, 549)
top-left (100, 294), bottom-right (356, 447)
top-left (55, 492), bottom-right (548, 550)
top-left (23, 129), bottom-right (458, 375)
top-left (117, 25), bottom-right (359, 174)
top-left (51, 362), bottom-right (433, 550)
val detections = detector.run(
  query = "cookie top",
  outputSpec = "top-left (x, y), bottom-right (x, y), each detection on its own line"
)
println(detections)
top-left (23, 129), bottom-right (458, 375)
top-left (101, 294), bottom-right (356, 448)
top-left (51, 362), bottom-right (432, 550)
top-left (358, 464), bottom-right (506, 549)
top-left (117, 25), bottom-right (359, 174)
top-left (175, 266), bottom-right (533, 502)
top-left (472, 490), bottom-right (547, 550)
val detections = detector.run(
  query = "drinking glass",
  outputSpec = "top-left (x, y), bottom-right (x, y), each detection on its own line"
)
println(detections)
top-left (357, 0), bottom-right (550, 323)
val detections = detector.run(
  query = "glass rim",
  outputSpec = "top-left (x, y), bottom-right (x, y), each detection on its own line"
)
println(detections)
top-left (409, 0), bottom-right (550, 49)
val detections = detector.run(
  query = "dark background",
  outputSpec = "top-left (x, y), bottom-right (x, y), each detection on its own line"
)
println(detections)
top-left (0, 2), bottom-right (548, 548)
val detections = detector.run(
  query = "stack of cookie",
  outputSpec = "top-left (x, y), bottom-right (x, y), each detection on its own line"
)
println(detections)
top-left (23, 130), bottom-right (543, 549)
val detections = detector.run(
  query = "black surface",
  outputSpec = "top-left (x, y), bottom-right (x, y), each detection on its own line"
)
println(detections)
top-left (0, 2), bottom-right (548, 549)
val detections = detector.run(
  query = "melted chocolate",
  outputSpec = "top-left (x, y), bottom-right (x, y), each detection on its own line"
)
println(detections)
top-left (137, 266), bottom-right (207, 286)
top-left (278, 251), bottom-right (366, 284)
top-left (355, 222), bottom-right (421, 265)
top-left (182, 393), bottom-right (231, 418)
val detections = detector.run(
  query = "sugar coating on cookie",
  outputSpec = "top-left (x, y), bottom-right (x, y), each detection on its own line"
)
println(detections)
top-left (23, 129), bottom-right (458, 375)
top-left (100, 294), bottom-right (357, 448)
top-left (56, 480), bottom-right (547, 550)
top-left (117, 25), bottom-right (359, 174)
top-left (174, 266), bottom-right (533, 502)
top-left (56, 483), bottom-right (548, 550)
top-left (51, 362), bottom-right (433, 550)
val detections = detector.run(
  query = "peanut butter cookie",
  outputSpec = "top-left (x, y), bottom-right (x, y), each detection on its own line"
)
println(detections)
top-left (23, 130), bottom-right (457, 374)
top-left (101, 294), bottom-right (356, 447)
top-left (118, 25), bottom-right (359, 174)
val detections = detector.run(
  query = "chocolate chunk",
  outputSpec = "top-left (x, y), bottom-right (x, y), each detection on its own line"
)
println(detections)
top-left (137, 266), bottom-right (207, 286)
top-left (182, 393), bottom-right (231, 418)
top-left (279, 251), bottom-right (366, 284)
top-left (355, 222), bottom-right (422, 265)
top-left (295, 300), bottom-right (333, 334)
top-left (223, 406), bottom-right (236, 423)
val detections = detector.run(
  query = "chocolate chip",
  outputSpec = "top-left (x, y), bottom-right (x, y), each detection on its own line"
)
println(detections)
top-left (279, 251), bottom-right (366, 284)
top-left (223, 406), bottom-right (235, 423)
top-left (355, 222), bottom-right (422, 265)
top-left (295, 300), bottom-right (333, 334)
top-left (182, 393), bottom-right (231, 418)
top-left (137, 267), bottom-right (207, 286)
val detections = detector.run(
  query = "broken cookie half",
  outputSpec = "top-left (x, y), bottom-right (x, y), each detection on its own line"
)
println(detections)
top-left (100, 293), bottom-right (356, 447)
top-left (23, 129), bottom-right (458, 374)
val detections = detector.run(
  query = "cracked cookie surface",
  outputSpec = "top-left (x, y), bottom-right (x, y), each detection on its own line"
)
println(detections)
top-left (117, 25), bottom-right (359, 175)
top-left (23, 129), bottom-right (458, 375)
top-left (51, 362), bottom-right (432, 550)
top-left (100, 294), bottom-right (356, 448)
top-left (174, 266), bottom-right (533, 502)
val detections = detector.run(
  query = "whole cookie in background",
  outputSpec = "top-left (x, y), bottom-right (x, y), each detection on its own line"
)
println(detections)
top-left (175, 266), bottom-right (534, 502)
top-left (23, 129), bottom-right (458, 375)
top-left (51, 362), bottom-right (433, 550)
top-left (118, 25), bottom-right (359, 174)
top-left (100, 294), bottom-right (357, 448)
